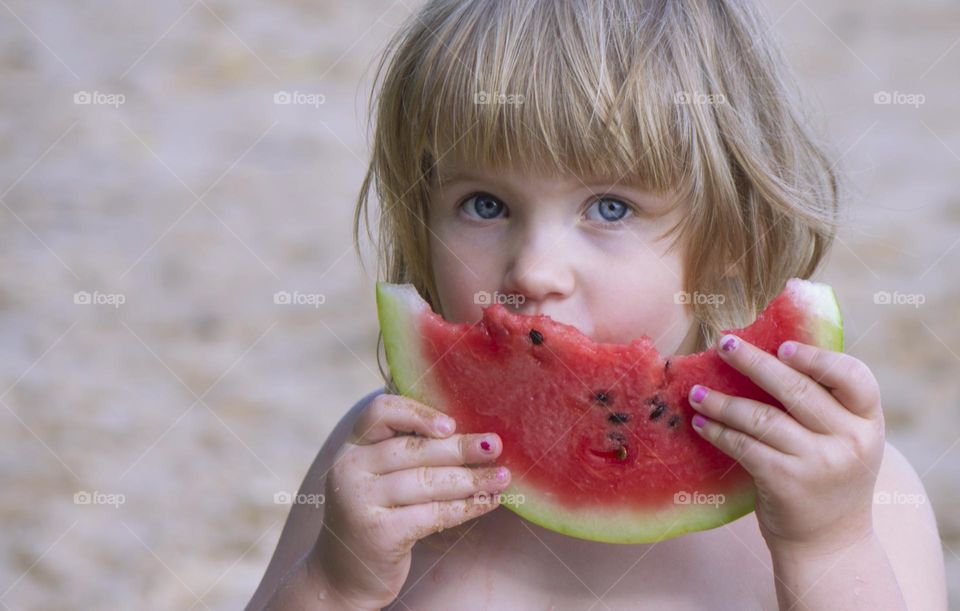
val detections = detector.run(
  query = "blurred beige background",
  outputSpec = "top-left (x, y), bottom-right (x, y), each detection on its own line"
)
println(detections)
top-left (0, 0), bottom-right (957, 609)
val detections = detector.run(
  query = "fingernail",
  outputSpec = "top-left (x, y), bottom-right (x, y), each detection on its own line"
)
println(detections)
top-left (778, 341), bottom-right (797, 359)
top-left (690, 385), bottom-right (708, 404)
top-left (495, 466), bottom-right (509, 481)
top-left (720, 334), bottom-right (739, 353)
top-left (692, 414), bottom-right (707, 429)
top-left (436, 417), bottom-right (455, 435)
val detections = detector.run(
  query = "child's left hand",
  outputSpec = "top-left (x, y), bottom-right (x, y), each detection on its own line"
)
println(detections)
top-left (687, 333), bottom-right (885, 555)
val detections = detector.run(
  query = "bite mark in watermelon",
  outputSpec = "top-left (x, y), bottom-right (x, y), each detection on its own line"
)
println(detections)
top-left (376, 279), bottom-right (843, 544)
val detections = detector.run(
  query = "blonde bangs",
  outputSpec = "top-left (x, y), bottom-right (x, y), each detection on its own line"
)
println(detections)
top-left (416, 0), bottom-right (690, 196)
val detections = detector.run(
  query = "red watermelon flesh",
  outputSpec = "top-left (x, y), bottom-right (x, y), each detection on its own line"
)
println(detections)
top-left (376, 279), bottom-right (843, 543)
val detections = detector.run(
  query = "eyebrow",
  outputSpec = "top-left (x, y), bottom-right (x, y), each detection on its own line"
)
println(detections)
top-left (433, 170), bottom-right (527, 197)
top-left (436, 168), bottom-right (644, 191)
top-left (435, 169), bottom-right (487, 184)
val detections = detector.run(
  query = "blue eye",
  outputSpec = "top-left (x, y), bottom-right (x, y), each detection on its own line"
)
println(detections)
top-left (461, 193), bottom-right (506, 220)
top-left (586, 198), bottom-right (631, 223)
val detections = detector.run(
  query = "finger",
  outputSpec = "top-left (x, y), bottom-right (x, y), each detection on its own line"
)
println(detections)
top-left (777, 341), bottom-right (881, 419)
top-left (391, 495), bottom-right (502, 542)
top-left (375, 465), bottom-right (510, 507)
top-left (363, 432), bottom-right (502, 474)
top-left (688, 384), bottom-right (815, 455)
top-left (348, 394), bottom-right (455, 445)
top-left (691, 412), bottom-right (781, 474)
top-left (716, 334), bottom-right (850, 434)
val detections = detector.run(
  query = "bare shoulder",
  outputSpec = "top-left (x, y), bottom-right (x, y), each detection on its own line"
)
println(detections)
top-left (245, 386), bottom-right (386, 610)
top-left (872, 440), bottom-right (948, 610)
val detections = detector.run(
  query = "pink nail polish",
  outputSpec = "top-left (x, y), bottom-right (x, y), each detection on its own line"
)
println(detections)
top-left (480, 439), bottom-right (492, 452)
top-left (496, 467), bottom-right (509, 481)
top-left (693, 414), bottom-right (707, 429)
top-left (690, 385), bottom-right (708, 403)
top-left (720, 335), bottom-right (739, 353)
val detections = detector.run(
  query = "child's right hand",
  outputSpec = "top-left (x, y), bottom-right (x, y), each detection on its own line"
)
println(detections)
top-left (312, 393), bottom-right (510, 610)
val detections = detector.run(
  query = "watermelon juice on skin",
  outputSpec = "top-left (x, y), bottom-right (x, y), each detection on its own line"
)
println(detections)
top-left (377, 278), bottom-right (843, 544)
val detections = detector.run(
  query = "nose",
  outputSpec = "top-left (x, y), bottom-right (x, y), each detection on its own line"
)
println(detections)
top-left (500, 225), bottom-right (576, 308)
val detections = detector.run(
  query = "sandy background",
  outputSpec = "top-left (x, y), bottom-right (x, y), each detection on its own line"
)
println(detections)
top-left (0, 0), bottom-right (957, 608)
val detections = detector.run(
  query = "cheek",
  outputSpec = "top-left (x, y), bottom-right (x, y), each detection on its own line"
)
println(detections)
top-left (587, 240), bottom-right (688, 349)
top-left (432, 266), bottom-right (486, 324)
top-left (590, 278), bottom-right (684, 347)
top-left (429, 225), bottom-right (502, 324)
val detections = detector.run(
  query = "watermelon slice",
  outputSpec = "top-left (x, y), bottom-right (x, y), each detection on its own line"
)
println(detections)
top-left (376, 279), bottom-right (843, 544)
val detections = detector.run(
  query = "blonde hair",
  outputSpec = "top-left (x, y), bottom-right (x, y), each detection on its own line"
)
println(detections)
top-left (354, 0), bottom-right (843, 385)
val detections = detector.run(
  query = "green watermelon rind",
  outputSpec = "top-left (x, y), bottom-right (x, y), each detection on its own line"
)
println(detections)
top-left (376, 279), bottom-right (843, 544)
top-left (376, 282), bottom-right (445, 406)
top-left (500, 480), bottom-right (757, 543)
top-left (783, 278), bottom-right (844, 352)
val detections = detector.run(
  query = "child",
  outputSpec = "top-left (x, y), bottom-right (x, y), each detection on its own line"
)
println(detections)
top-left (248, 0), bottom-right (947, 609)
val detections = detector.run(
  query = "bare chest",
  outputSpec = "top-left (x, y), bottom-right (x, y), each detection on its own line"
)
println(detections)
top-left (385, 508), bottom-right (778, 611)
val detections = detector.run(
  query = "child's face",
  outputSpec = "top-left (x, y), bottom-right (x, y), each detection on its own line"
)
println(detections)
top-left (427, 162), bottom-right (700, 356)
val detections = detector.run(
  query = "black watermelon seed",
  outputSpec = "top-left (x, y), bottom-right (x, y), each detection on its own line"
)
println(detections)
top-left (608, 412), bottom-right (630, 424)
top-left (667, 414), bottom-right (681, 428)
top-left (529, 329), bottom-right (544, 345)
top-left (594, 391), bottom-right (610, 405)
top-left (648, 399), bottom-right (668, 421)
